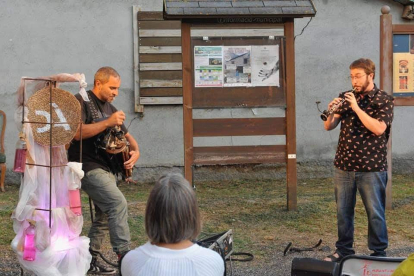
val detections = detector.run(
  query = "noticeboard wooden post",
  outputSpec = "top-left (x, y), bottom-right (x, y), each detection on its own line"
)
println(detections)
top-left (285, 19), bottom-right (297, 211)
top-left (380, 6), bottom-right (414, 209)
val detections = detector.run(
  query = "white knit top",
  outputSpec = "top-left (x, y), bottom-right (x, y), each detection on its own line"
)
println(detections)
top-left (121, 242), bottom-right (225, 276)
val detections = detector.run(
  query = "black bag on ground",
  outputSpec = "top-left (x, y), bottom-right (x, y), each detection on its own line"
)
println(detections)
top-left (291, 257), bottom-right (339, 276)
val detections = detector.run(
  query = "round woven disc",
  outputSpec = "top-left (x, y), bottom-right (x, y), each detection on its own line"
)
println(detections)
top-left (27, 86), bottom-right (81, 147)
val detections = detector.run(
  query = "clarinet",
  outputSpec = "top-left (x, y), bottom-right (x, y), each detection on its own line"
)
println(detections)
top-left (320, 87), bottom-right (357, 121)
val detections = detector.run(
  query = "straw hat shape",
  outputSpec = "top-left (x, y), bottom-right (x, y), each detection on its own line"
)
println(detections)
top-left (27, 86), bottom-right (81, 147)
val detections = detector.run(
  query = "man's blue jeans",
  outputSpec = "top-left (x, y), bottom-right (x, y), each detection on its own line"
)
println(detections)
top-left (334, 168), bottom-right (388, 257)
top-left (82, 168), bottom-right (131, 254)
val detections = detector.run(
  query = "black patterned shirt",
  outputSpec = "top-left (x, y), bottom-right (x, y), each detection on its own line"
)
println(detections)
top-left (334, 85), bottom-right (394, 172)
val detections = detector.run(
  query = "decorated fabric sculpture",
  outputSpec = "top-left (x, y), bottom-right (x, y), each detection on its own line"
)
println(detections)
top-left (11, 74), bottom-right (91, 276)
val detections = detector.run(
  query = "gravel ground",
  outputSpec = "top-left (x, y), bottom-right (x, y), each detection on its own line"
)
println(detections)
top-left (2, 240), bottom-right (413, 276)
top-left (2, 175), bottom-right (413, 276)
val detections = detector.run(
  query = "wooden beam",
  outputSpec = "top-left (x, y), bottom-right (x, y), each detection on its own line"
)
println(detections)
top-left (395, 97), bottom-right (414, 106)
top-left (193, 118), bottom-right (286, 137)
top-left (182, 22), bottom-right (194, 184)
top-left (140, 37), bottom-right (182, 46)
top-left (392, 24), bottom-right (414, 34)
top-left (284, 20), bottom-right (297, 211)
top-left (140, 54), bottom-right (182, 63)
top-left (140, 79), bottom-right (182, 88)
top-left (138, 20), bottom-right (181, 30)
top-left (139, 62), bottom-right (182, 71)
top-left (139, 46), bottom-right (182, 54)
top-left (139, 97), bottom-right (183, 105)
top-left (139, 70), bottom-right (182, 80)
top-left (192, 37), bottom-right (282, 47)
top-left (380, 13), bottom-right (394, 98)
top-left (138, 11), bottom-right (163, 21)
top-left (133, 6), bottom-right (141, 112)
top-left (380, 9), bottom-right (393, 210)
top-left (193, 145), bottom-right (286, 165)
top-left (193, 87), bottom-right (285, 108)
top-left (140, 88), bottom-right (183, 97)
top-left (191, 28), bottom-right (284, 37)
top-left (139, 29), bottom-right (181, 37)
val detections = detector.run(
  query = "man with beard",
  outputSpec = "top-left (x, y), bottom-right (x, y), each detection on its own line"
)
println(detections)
top-left (322, 58), bottom-right (394, 262)
top-left (69, 67), bottom-right (140, 274)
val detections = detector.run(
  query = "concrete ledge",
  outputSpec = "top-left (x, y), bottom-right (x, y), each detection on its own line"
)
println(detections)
top-left (4, 158), bottom-right (414, 185)
top-left (132, 158), bottom-right (414, 182)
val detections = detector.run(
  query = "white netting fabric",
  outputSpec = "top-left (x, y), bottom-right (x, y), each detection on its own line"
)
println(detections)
top-left (11, 75), bottom-right (91, 276)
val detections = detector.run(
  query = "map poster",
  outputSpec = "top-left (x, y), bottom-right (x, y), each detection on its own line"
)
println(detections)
top-left (194, 46), bottom-right (223, 87)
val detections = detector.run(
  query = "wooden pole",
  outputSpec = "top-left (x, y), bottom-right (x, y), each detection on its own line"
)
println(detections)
top-left (285, 19), bottom-right (297, 211)
top-left (182, 22), bottom-right (194, 184)
top-left (379, 6), bottom-right (393, 210)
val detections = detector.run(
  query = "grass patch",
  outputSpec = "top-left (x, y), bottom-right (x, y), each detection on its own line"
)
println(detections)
top-left (1, 174), bottom-right (414, 263)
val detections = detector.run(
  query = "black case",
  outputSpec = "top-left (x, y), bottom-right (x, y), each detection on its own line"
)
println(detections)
top-left (291, 258), bottom-right (339, 276)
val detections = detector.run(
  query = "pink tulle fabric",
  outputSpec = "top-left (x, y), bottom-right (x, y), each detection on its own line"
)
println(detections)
top-left (11, 75), bottom-right (91, 276)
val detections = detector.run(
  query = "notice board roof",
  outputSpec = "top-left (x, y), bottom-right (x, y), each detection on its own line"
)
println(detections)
top-left (164, 0), bottom-right (316, 19)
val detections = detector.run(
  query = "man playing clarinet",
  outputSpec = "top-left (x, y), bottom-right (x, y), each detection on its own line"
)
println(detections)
top-left (323, 58), bottom-right (394, 262)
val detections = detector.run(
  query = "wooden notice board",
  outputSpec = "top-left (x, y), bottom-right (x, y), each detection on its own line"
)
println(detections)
top-left (182, 20), bottom-right (298, 210)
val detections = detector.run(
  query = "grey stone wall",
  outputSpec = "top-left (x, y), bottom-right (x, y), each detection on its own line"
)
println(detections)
top-left (0, 0), bottom-right (412, 183)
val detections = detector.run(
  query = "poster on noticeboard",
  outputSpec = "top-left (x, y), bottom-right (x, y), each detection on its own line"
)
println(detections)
top-left (194, 46), bottom-right (223, 87)
top-left (393, 34), bottom-right (414, 96)
top-left (223, 46), bottom-right (252, 87)
top-left (251, 45), bottom-right (279, 87)
top-left (193, 44), bottom-right (280, 88)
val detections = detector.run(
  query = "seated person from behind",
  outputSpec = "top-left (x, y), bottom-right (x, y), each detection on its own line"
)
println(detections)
top-left (121, 173), bottom-right (224, 276)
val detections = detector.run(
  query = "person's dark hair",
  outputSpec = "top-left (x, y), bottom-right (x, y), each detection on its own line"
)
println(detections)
top-left (145, 173), bottom-right (201, 244)
top-left (94, 66), bottom-right (120, 86)
top-left (349, 58), bottom-right (376, 80)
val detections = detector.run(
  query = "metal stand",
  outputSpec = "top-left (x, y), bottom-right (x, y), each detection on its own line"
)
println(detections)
top-left (19, 78), bottom-right (83, 275)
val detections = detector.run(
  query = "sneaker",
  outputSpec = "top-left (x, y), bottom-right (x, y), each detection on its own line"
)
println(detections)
top-left (88, 257), bottom-right (117, 275)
